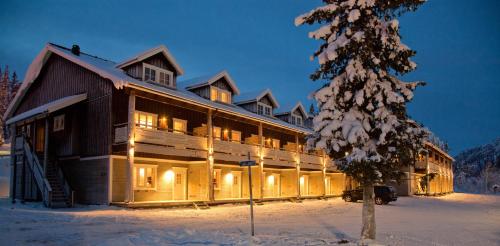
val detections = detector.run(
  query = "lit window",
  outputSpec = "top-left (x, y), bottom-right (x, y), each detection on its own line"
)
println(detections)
top-left (173, 118), bottom-right (187, 134)
top-left (231, 130), bottom-right (241, 143)
top-left (53, 114), bottom-right (65, 132)
top-left (214, 169), bottom-right (221, 190)
top-left (210, 86), bottom-right (231, 103)
top-left (133, 164), bottom-right (157, 190)
top-left (220, 91), bottom-right (230, 103)
top-left (135, 111), bottom-right (157, 129)
top-left (272, 139), bottom-right (280, 149)
top-left (213, 126), bottom-right (221, 140)
top-left (210, 87), bottom-right (218, 101)
top-left (143, 63), bottom-right (173, 88)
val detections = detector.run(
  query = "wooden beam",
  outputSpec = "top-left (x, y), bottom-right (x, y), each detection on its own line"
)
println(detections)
top-left (295, 134), bottom-right (301, 199)
top-left (126, 90), bottom-right (136, 203)
top-left (207, 108), bottom-right (214, 202)
top-left (43, 117), bottom-right (49, 176)
top-left (258, 122), bottom-right (264, 200)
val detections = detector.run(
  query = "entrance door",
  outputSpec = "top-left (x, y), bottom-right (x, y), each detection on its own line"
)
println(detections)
top-left (268, 173), bottom-right (280, 197)
top-left (172, 167), bottom-right (187, 200)
top-left (325, 177), bottom-right (331, 195)
top-left (300, 175), bottom-right (309, 196)
top-left (231, 171), bottom-right (242, 198)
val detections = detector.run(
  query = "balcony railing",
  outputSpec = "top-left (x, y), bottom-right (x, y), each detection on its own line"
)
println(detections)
top-left (115, 125), bottom-right (334, 170)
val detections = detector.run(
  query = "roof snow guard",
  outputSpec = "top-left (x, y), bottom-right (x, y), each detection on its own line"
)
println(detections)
top-left (116, 45), bottom-right (184, 75)
top-left (234, 89), bottom-right (280, 108)
top-left (180, 70), bottom-right (240, 95)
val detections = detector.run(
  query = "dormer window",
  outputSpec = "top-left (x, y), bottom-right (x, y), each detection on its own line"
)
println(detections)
top-left (291, 114), bottom-right (302, 126)
top-left (210, 86), bottom-right (231, 104)
top-left (143, 63), bottom-right (173, 88)
top-left (257, 103), bottom-right (272, 116)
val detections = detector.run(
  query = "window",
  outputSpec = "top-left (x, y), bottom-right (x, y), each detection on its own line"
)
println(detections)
top-left (210, 86), bottom-right (231, 103)
top-left (143, 63), bottom-right (173, 88)
top-left (135, 111), bottom-right (157, 129)
top-left (257, 103), bottom-right (272, 116)
top-left (231, 130), bottom-right (241, 143)
top-left (133, 164), bottom-right (157, 190)
top-left (53, 114), bottom-right (65, 132)
top-left (214, 169), bottom-right (222, 190)
top-left (291, 114), bottom-right (303, 126)
top-left (272, 139), bottom-right (280, 149)
top-left (173, 118), bottom-right (187, 134)
top-left (213, 126), bottom-right (221, 140)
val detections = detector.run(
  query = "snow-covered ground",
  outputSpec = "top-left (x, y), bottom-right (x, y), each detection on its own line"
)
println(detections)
top-left (0, 193), bottom-right (498, 245)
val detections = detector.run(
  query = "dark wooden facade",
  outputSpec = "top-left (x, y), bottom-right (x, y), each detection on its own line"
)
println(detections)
top-left (122, 53), bottom-right (178, 88)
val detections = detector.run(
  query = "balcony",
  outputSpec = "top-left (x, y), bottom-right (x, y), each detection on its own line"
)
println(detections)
top-left (126, 127), bottom-right (335, 171)
top-left (134, 128), bottom-right (207, 159)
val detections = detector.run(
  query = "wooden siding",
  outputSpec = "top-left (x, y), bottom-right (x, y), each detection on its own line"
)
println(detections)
top-left (258, 95), bottom-right (273, 107)
top-left (238, 102), bottom-right (257, 113)
top-left (60, 158), bottom-right (109, 204)
top-left (14, 54), bottom-right (113, 157)
top-left (190, 86), bottom-right (210, 100)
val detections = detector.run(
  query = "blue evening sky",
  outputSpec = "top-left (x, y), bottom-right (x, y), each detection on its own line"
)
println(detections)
top-left (0, 0), bottom-right (498, 155)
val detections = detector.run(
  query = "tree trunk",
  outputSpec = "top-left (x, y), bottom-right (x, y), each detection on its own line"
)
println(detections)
top-left (361, 182), bottom-right (376, 240)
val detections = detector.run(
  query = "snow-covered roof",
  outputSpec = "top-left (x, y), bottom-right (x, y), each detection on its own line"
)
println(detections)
top-left (275, 101), bottom-right (308, 118)
top-left (233, 89), bottom-right (280, 108)
top-left (178, 70), bottom-right (240, 95)
top-left (5, 93), bottom-right (87, 125)
top-left (116, 45), bottom-right (184, 75)
top-left (4, 43), bottom-right (311, 134)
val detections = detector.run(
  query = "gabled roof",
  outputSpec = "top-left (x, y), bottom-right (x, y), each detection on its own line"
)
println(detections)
top-left (116, 45), bottom-right (184, 75)
top-left (178, 70), bottom-right (240, 95)
top-left (233, 89), bottom-right (280, 108)
top-left (275, 101), bottom-right (308, 118)
top-left (4, 43), bottom-right (311, 135)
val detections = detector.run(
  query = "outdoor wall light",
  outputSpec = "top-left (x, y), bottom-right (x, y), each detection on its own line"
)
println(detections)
top-left (164, 170), bottom-right (174, 183)
top-left (267, 175), bottom-right (275, 185)
top-left (225, 172), bottom-right (234, 184)
top-left (300, 176), bottom-right (305, 185)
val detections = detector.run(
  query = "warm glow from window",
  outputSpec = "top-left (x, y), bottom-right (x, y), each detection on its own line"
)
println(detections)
top-left (210, 86), bottom-right (231, 103)
top-left (135, 111), bottom-right (157, 129)
top-left (159, 117), bottom-right (168, 130)
top-left (134, 164), bottom-right (157, 190)
top-left (213, 127), bottom-right (221, 140)
top-left (173, 118), bottom-right (187, 134)
top-left (231, 130), bottom-right (241, 142)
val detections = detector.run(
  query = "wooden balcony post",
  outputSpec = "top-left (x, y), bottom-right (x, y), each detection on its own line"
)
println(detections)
top-left (258, 122), bottom-right (264, 200)
top-left (207, 109), bottom-right (214, 202)
top-left (10, 125), bottom-right (16, 203)
top-left (126, 90), bottom-right (136, 203)
top-left (425, 149), bottom-right (430, 196)
top-left (295, 134), bottom-right (301, 199)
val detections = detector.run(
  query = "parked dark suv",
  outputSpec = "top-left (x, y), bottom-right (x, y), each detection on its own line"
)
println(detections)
top-left (342, 185), bottom-right (397, 205)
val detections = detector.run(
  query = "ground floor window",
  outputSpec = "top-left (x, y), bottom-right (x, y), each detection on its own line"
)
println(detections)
top-left (133, 164), bottom-right (157, 190)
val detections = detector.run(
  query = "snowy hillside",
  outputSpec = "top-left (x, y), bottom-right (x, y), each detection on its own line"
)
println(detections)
top-left (454, 138), bottom-right (500, 193)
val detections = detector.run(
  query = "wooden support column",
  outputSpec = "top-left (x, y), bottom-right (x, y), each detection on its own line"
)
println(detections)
top-left (43, 117), bottom-right (49, 176)
top-left (322, 151), bottom-right (327, 197)
top-left (258, 122), bottom-right (264, 200)
top-left (10, 125), bottom-right (17, 203)
top-left (425, 150), bottom-right (430, 196)
top-left (126, 90), bottom-right (136, 203)
top-left (295, 134), bottom-right (301, 199)
top-left (207, 109), bottom-right (214, 202)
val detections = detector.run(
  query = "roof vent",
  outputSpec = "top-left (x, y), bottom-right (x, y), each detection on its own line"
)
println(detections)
top-left (71, 45), bottom-right (80, 56)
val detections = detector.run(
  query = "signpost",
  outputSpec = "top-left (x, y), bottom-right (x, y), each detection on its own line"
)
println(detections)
top-left (239, 152), bottom-right (257, 236)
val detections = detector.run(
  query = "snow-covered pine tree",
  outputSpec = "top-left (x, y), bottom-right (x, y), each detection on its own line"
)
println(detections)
top-left (295, 0), bottom-right (428, 241)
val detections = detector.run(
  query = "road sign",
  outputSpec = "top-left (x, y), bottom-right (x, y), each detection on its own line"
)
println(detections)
top-left (239, 160), bottom-right (256, 167)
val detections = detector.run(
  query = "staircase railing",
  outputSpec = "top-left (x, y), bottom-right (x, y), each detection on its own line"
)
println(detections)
top-left (22, 137), bottom-right (53, 207)
top-left (55, 161), bottom-right (74, 207)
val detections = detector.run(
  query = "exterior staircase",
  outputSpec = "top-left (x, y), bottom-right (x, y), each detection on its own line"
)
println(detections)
top-left (15, 136), bottom-right (74, 208)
